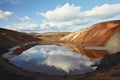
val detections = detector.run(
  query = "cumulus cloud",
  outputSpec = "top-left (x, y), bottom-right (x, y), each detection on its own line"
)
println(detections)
top-left (82, 3), bottom-right (120, 19)
top-left (0, 9), bottom-right (13, 20)
top-left (20, 16), bottom-right (31, 22)
top-left (40, 19), bottom-right (89, 30)
top-left (2, 3), bottom-right (120, 32)
top-left (39, 3), bottom-right (120, 30)
top-left (2, 23), bottom-right (39, 32)
top-left (40, 3), bottom-right (81, 21)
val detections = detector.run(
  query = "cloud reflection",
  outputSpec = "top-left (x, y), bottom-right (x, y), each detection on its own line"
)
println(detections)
top-left (10, 45), bottom-right (94, 74)
top-left (41, 54), bottom-right (93, 73)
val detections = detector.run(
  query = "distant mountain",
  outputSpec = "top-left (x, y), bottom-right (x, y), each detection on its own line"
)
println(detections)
top-left (61, 20), bottom-right (120, 60)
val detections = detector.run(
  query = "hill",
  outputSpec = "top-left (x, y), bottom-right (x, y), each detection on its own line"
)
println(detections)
top-left (61, 20), bottom-right (120, 60)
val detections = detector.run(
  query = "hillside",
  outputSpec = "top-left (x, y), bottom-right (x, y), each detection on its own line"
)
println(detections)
top-left (61, 20), bottom-right (120, 60)
top-left (81, 52), bottom-right (120, 80)
top-left (0, 20), bottom-right (120, 80)
top-left (0, 28), bottom-right (39, 55)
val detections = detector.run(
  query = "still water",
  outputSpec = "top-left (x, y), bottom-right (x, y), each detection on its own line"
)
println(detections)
top-left (8, 45), bottom-right (95, 75)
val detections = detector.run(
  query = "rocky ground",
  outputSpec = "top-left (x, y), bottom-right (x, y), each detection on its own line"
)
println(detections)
top-left (0, 28), bottom-right (39, 55)
top-left (0, 20), bottom-right (120, 80)
top-left (0, 52), bottom-right (120, 80)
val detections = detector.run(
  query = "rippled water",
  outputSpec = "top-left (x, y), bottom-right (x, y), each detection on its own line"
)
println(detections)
top-left (8, 45), bottom-right (95, 75)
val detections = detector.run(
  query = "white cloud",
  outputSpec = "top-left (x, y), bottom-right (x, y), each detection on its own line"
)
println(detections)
top-left (3, 23), bottom-right (39, 32)
top-left (40, 19), bottom-right (89, 29)
top-left (20, 16), bottom-right (31, 22)
top-left (1, 3), bottom-right (120, 32)
top-left (41, 3), bottom-right (81, 21)
top-left (39, 3), bottom-right (120, 30)
top-left (0, 9), bottom-right (13, 20)
top-left (82, 3), bottom-right (120, 19)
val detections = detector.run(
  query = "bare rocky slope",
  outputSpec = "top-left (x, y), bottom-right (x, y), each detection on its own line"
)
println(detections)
top-left (0, 20), bottom-right (120, 80)
top-left (61, 20), bottom-right (120, 60)
top-left (0, 28), bottom-right (39, 55)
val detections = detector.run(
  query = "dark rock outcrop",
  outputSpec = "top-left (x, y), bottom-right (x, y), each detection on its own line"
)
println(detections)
top-left (97, 52), bottom-right (120, 70)
top-left (82, 52), bottom-right (120, 80)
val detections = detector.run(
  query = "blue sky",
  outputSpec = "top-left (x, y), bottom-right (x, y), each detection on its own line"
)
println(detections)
top-left (0, 0), bottom-right (120, 32)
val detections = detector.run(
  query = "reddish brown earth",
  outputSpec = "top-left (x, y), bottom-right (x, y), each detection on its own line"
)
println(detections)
top-left (0, 28), bottom-right (39, 55)
top-left (0, 20), bottom-right (120, 80)
top-left (61, 20), bottom-right (120, 60)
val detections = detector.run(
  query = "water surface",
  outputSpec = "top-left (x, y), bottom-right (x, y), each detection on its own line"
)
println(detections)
top-left (7, 45), bottom-right (95, 75)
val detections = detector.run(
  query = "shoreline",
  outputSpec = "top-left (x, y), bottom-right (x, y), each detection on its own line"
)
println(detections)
top-left (0, 42), bottom-right (40, 77)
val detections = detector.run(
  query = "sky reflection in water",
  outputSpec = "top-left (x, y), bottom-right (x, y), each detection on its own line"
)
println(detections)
top-left (10, 45), bottom-right (94, 75)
